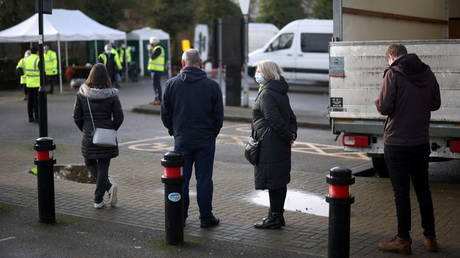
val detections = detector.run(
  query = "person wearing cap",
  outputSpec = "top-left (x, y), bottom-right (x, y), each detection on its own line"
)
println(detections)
top-left (147, 37), bottom-right (165, 105)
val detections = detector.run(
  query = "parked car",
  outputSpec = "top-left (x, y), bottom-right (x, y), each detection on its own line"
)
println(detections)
top-left (248, 19), bottom-right (332, 83)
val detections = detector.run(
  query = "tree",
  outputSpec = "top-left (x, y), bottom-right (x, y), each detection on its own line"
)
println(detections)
top-left (194, 0), bottom-right (242, 27)
top-left (310, 0), bottom-right (332, 19)
top-left (81, 0), bottom-right (128, 28)
top-left (0, 0), bottom-right (35, 30)
top-left (142, 0), bottom-right (195, 66)
top-left (257, 0), bottom-right (306, 28)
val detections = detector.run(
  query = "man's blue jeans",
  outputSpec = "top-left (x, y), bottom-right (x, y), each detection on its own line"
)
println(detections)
top-left (151, 71), bottom-right (162, 101)
top-left (174, 139), bottom-right (216, 222)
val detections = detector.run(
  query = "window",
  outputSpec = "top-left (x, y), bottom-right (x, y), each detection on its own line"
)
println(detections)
top-left (266, 33), bottom-right (294, 52)
top-left (300, 33), bottom-right (332, 53)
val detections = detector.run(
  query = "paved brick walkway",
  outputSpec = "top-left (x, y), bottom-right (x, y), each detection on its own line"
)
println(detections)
top-left (1, 141), bottom-right (459, 257)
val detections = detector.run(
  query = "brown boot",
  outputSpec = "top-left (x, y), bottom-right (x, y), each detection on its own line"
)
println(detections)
top-left (424, 236), bottom-right (438, 252)
top-left (378, 236), bottom-right (412, 255)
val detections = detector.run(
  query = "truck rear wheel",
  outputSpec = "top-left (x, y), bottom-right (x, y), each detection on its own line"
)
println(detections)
top-left (372, 157), bottom-right (389, 178)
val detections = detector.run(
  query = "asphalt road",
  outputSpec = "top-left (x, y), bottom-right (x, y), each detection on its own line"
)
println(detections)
top-left (0, 79), bottom-right (458, 181)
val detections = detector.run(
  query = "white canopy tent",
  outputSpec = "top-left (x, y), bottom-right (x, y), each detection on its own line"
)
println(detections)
top-left (0, 9), bottom-right (126, 93)
top-left (127, 27), bottom-right (171, 77)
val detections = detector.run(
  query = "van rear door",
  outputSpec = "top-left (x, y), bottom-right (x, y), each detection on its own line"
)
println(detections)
top-left (295, 33), bottom-right (331, 82)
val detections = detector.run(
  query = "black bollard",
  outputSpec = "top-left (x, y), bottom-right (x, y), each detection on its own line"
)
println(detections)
top-left (160, 152), bottom-right (184, 245)
top-left (325, 167), bottom-right (355, 258)
top-left (34, 137), bottom-right (56, 224)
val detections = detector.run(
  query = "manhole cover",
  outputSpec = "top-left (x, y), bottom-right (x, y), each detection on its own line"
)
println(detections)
top-left (29, 164), bottom-right (96, 184)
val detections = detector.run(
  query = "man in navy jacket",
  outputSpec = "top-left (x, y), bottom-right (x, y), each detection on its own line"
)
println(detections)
top-left (161, 49), bottom-right (223, 228)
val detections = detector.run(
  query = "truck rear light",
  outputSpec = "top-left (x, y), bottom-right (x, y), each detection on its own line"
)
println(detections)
top-left (449, 140), bottom-right (460, 153)
top-left (342, 135), bottom-right (369, 147)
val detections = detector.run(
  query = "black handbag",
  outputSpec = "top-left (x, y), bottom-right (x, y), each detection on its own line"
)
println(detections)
top-left (244, 126), bottom-right (269, 165)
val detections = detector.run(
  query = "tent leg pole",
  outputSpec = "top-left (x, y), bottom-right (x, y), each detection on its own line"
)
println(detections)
top-left (168, 39), bottom-right (172, 79)
top-left (94, 40), bottom-right (98, 63)
top-left (124, 39), bottom-right (128, 81)
top-left (57, 40), bottom-right (63, 93)
top-left (65, 42), bottom-right (69, 67)
top-left (139, 40), bottom-right (144, 76)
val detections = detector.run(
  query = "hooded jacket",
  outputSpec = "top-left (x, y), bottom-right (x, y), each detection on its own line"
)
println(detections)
top-left (252, 77), bottom-right (297, 190)
top-left (161, 66), bottom-right (223, 145)
top-left (73, 84), bottom-right (124, 159)
top-left (375, 54), bottom-right (441, 146)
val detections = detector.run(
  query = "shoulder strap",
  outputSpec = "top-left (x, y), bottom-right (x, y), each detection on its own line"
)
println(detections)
top-left (86, 97), bottom-right (96, 131)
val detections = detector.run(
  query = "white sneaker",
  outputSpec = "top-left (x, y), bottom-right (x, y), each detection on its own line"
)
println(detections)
top-left (94, 201), bottom-right (105, 209)
top-left (108, 184), bottom-right (118, 207)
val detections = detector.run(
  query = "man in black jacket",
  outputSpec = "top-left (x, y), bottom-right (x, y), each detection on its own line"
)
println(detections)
top-left (375, 44), bottom-right (441, 254)
top-left (161, 49), bottom-right (223, 228)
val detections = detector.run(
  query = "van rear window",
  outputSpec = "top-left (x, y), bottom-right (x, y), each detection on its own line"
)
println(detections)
top-left (301, 33), bottom-right (332, 53)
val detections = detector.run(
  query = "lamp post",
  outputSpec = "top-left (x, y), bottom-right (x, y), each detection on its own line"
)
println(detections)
top-left (238, 0), bottom-right (250, 107)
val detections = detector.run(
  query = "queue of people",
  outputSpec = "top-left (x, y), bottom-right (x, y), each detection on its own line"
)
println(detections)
top-left (17, 43), bottom-right (439, 255)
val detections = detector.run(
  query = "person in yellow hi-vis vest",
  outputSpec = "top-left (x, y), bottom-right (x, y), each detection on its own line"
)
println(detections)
top-left (119, 44), bottom-right (133, 64)
top-left (147, 37), bottom-right (165, 105)
top-left (24, 46), bottom-right (40, 123)
top-left (44, 44), bottom-right (58, 94)
top-left (98, 44), bottom-right (122, 87)
top-left (16, 50), bottom-right (31, 100)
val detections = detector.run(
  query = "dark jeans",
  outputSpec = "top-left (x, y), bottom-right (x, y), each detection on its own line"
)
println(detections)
top-left (151, 71), bottom-right (162, 101)
top-left (22, 84), bottom-right (27, 96)
top-left (269, 186), bottom-right (287, 213)
top-left (384, 144), bottom-right (436, 239)
top-left (174, 139), bottom-right (216, 222)
top-left (27, 88), bottom-right (39, 121)
top-left (45, 74), bottom-right (57, 94)
top-left (85, 158), bottom-right (112, 203)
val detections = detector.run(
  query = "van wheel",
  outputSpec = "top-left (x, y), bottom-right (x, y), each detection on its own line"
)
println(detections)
top-left (372, 157), bottom-right (389, 178)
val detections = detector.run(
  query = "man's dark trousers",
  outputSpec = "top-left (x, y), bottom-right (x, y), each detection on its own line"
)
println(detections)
top-left (27, 88), bottom-right (39, 121)
top-left (174, 139), bottom-right (216, 222)
top-left (384, 143), bottom-right (436, 239)
top-left (151, 71), bottom-right (162, 101)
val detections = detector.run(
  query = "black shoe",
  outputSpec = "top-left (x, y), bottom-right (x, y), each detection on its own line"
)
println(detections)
top-left (28, 118), bottom-right (34, 123)
top-left (254, 212), bottom-right (283, 229)
top-left (200, 216), bottom-right (220, 228)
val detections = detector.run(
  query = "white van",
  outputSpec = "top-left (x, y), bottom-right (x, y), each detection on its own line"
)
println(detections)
top-left (248, 19), bottom-right (332, 83)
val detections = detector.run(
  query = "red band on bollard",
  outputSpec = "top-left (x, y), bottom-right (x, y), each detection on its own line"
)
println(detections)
top-left (35, 150), bottom-right (49, 161)
top-left (329, 184), bottom-right (349, 198)
top-left (163, 167), bottom-right (181, 178)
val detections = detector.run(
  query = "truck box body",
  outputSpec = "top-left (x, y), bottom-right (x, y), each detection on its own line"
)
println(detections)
top-left (329, 39), bottom-right (460, 159)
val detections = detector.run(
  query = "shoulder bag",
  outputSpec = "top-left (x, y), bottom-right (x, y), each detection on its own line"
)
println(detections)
top-left (244, 126), bottom-right (269, 166)
top-left (86, 97), bottom-right (117, 147)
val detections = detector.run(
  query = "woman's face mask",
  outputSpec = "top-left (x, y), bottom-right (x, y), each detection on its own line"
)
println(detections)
top-left (254, 72), bottom-right (266, 85)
